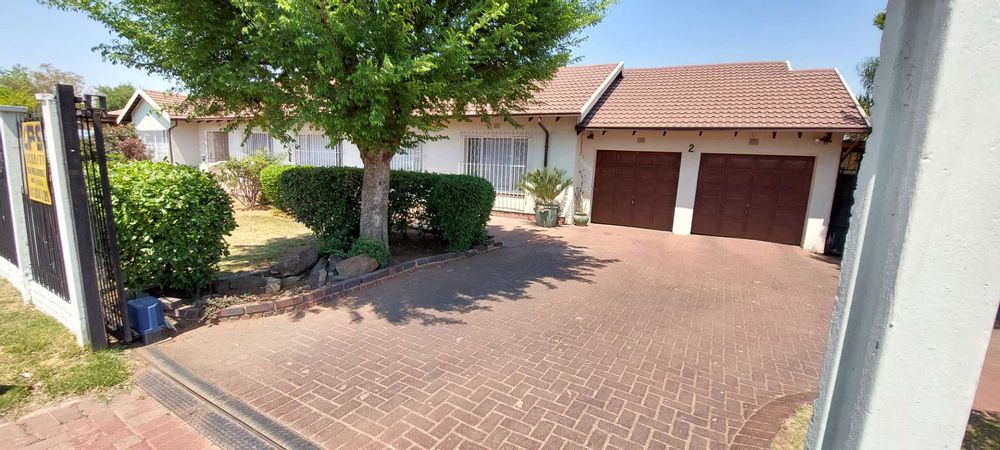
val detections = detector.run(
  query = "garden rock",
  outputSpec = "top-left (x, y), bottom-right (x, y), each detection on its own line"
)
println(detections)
top-left (213, 271), bottom-right (267, 293)
top-left (281, 275), bottom-right (304, 290)
top-left (335, 255), bottom-right (378, 278)
top-left (265, 277), bottom-right (281, 294)
top-left (270, 244), bottom-right (320, 277)
top-left (309, 257), bottom-right (328, 288)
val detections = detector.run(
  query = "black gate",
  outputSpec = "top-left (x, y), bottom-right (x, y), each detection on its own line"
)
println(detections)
top-left (0, 129), bottom-right (17, 265)
top-left (18, 115), bottom-right (70, 299)
top-left (56, 85), bottom-right (132, 345)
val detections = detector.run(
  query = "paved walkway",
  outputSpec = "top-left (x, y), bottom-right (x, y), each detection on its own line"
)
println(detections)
top-left (974, 328), bottom-right (1000, 413)
top-left (0, 388), bottom-right (217, 450)
top-left (155, 217), bottom-right (839, 449)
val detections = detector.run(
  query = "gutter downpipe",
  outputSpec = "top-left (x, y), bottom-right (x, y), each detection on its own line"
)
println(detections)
top-left (538, 120), bottom-right (550, 168)
top-left (166, 120), bottom-right (179, 164)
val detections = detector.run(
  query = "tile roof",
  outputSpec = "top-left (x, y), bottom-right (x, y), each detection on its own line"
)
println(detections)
top-left (520, 63), bottom-right (621, 115)
top-left (581, 61), bottom-right (869, 131)
top-left (142, 89), bottom-right (192, 118)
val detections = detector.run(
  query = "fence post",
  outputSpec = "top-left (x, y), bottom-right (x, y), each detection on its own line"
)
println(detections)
top-left (37, 93), bottom-right (107, 349)
top-left (0, 106), bottom-right (31, 300)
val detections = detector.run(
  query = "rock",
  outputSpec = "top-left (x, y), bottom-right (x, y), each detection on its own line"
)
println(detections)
top-left (308, 257), bottom-right (328, 288)
top-left (270, 244), bottom-right (321, 277)
top-left (213, 271), bottom-right (266, 293)
top-left (335, 255), bottom-right (378, 278)
top-left (281, 275), bottom-right (304, 290)
top-left (265, 277), bottom-right (281, 294)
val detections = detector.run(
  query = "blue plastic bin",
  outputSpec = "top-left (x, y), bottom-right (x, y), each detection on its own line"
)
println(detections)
top-left (127, 296), bottom-right (166, 344)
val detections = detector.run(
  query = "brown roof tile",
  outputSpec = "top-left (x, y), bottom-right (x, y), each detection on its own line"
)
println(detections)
top-left (521, 63), bottom-right (621, 115)
top-left (581, 61), bottom-right (869, 131)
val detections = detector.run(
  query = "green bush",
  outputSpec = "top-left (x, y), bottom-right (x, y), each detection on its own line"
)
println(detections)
top-left (218, 154), bottom-right (281, 210)
top-left (347, 237), bottom-right (389, 267)
top-left (260, 163), bottom-right (294, 211)
top-left (277, 166), bottom-right (494, 252)
top-left (109, 161), bottom-right (236, 292)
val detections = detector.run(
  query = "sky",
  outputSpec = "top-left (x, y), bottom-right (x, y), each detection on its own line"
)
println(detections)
top-left (4, 0), bottom-right (885, 94)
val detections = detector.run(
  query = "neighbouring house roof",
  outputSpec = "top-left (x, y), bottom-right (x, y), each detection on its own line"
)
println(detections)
top-left (581, 61), bottom-right (870, 131)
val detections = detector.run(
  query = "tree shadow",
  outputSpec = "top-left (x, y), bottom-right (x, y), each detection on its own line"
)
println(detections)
top-left (294, 224), bottom-right (618, 326)
top-left (220, 237), bottom-right (318, 274)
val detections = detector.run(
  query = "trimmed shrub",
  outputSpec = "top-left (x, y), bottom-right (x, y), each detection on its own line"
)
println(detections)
top-left (109, 161), bottom-right (236, 292)
top-left (277, 166), bottom-right (494, 252)
top-left (260, 163), bottom-right (294, 211)
top-left (347, 237), bottom-right (390, 268)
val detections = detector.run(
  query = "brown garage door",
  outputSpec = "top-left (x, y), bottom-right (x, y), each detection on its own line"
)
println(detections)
top-left (692, 154), bottom-right (814, 245)
top-left (592, 150), bottom-right (681, 231)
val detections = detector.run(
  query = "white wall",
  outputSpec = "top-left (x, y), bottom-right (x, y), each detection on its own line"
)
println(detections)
top-left (580, 130), bottom-right (843, 252)
top-left (808, 0), bottom-right (1000, 448)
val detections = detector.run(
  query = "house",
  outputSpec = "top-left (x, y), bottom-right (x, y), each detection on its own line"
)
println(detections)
top-left (114, 60), bottom-right (869, 253)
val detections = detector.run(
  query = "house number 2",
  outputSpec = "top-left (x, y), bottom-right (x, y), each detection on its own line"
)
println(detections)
top-left (688, 144), bottom-right (695, 152)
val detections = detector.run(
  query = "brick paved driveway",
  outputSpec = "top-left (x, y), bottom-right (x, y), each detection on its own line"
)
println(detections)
top-left (157, 217), bottom-right (838, 449)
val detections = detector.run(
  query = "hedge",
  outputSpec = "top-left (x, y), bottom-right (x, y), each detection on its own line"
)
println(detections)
top-left (277, 166), bottom-right (494, 252)
top-left (109, 161), bottom-right (236, 292)
top-left (260, 163), bottom-right (293, 211)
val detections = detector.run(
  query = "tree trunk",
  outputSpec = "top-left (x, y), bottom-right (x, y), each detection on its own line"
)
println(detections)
top-left (359, 149), bottom-right (393, 250)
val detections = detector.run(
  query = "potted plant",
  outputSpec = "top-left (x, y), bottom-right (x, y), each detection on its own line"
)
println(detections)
top-left (518, 167), bottom-right (572, 227)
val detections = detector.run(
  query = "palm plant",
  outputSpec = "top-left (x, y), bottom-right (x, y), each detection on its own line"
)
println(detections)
top-left (518, 168), bottom-right (573, 206)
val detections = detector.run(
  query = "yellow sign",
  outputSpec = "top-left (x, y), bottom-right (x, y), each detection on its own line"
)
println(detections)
top-left (20, 121), bottom-right (52, 205)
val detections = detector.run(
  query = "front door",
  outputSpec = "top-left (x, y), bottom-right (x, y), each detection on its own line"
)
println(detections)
top-left (591, 150), bottom-right (681, 231)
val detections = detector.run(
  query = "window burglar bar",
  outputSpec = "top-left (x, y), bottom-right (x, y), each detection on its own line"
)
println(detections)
top-left (463, 136), bottom-right (528, 212)
top-left (294, 134), bottom-right (342, 167)
top-left (391, 144), bottom-right (423, 172)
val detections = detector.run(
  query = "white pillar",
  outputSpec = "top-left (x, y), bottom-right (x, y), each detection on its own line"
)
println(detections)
top-left (37, 94), bottom-right (93, 347)
top-left (0, 106), bottom-right (31, 299)
top-left (808, 1), bottom-right (1000, 449)
top-left (671, 150), bottom-right (700, 235)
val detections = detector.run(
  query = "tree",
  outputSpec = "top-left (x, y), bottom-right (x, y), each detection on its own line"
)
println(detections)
top-left (47, 0), bottom-right (610, 250)
top-left (0, 63), bottom-right (87, 109)
top-left (96, 83), bottom-right (136, 110)
top-left (857, 11), bottom-right (886, 116)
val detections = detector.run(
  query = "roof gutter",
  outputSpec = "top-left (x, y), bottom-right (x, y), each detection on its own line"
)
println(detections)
top-left (166, 120), bottom-right (179, 164)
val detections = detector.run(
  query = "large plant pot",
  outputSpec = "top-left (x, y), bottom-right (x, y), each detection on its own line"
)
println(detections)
top-left (535, 204), bottom-right (559, 227)
top-left (573, 213), bottom-right (589, 226)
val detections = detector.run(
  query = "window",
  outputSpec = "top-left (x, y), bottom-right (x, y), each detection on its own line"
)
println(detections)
top-left (463, 136), bottom-right (528, 194)
top-left (391, 144), bottom-right (423, 172)
top-left (294, 133), bottom-right (342, 167)
top-left (138, 130), bottom-right (168, 161)
top-left (205, 131), bottom-right (230, 163)
top-left (241, 132), bottom-right (273, 157)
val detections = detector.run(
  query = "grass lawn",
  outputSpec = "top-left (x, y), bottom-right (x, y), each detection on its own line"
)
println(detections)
top-left (218, 209), bottom-right (318, 274)
top-left (0, 279), bottom-right (129, 418)
top-left (769, 403), bottom-right (1000, 449)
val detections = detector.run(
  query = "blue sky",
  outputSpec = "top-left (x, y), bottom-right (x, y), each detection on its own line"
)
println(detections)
top-left (4, 0), bottom-right (885, 94)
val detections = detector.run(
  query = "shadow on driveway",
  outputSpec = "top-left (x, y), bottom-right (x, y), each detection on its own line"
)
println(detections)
top-left (289, 222), bottom-right (619, 326)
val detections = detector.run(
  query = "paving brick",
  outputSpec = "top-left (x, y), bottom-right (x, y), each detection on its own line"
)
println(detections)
top-left (156, 217), bottom-right (841, 448)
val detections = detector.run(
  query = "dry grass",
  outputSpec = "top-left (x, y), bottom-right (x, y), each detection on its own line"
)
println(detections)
top-left (770, 403), bottom-right (813, 450)
top-left (218, 209), bottom-right (318, 274)
top-left (0, 280), bottom-right (128, 418)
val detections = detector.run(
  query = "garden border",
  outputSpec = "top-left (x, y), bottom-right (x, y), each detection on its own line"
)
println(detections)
top-left (178, 240), bottom-right (503, 323)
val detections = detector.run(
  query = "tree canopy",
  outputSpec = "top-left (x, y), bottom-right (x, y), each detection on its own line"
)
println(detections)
top-left (48, 0), bottom-right (611, 248)
top-left (0, 63), bottom-right (86, 109)
top-left (96, 83), bottom-right (137, 110)
top-left (856, 10), bottom-right (885, 116)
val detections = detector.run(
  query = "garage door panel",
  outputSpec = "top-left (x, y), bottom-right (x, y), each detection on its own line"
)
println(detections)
top-left (692, 153), bottom-right (814, 246)
top-left (591, 150), bottom-right (680, 231)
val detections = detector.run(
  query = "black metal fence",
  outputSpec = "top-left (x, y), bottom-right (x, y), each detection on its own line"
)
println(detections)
top-left (0, 130), bottom-right (17, 265)
top-left (57, 85), bottom-right (132, 344)
top-left (18, 115), bottom-right (70, 299)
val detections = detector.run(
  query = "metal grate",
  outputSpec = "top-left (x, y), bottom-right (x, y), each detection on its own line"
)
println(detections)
top-left (67, 88), bottom-right (131, 343)
top-left (17, 115), bottom-right (69, 299)
top-left (463, 136), bottom-right (528, 212)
